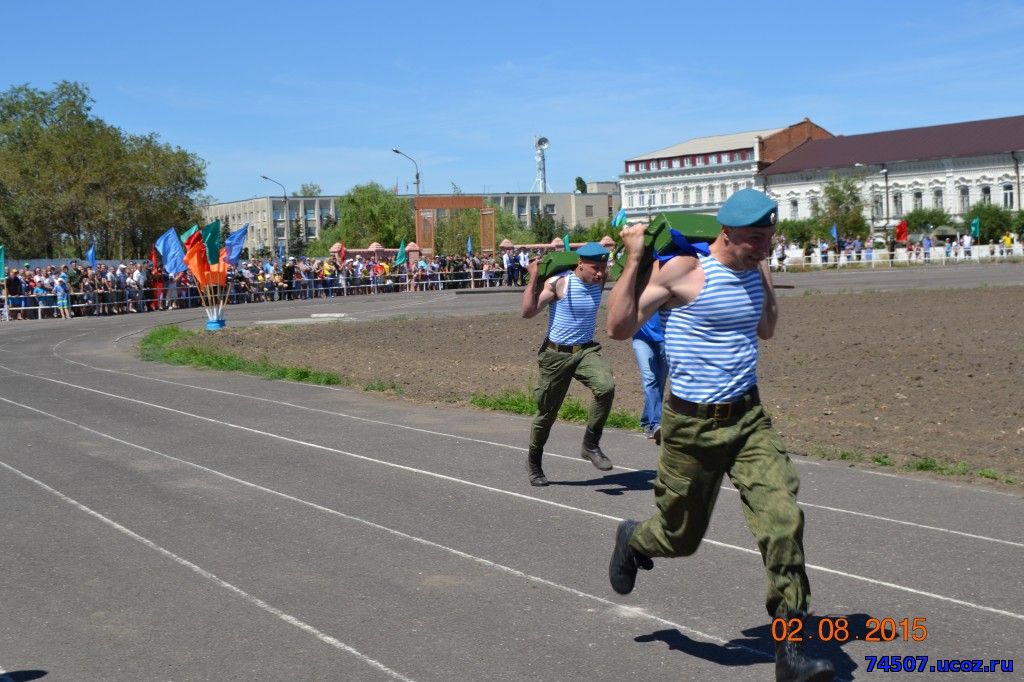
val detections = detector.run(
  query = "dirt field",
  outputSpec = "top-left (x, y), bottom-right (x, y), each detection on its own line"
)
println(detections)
top-left (186, 286), bottom-right (1024, 485)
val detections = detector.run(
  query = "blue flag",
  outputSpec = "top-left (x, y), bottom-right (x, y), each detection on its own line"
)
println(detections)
top-left (85, 242), bottom-right (97, 270)
top-left (611, 208), bottom-right (627, 229)
top-left (970, 217), bottom-right (981, 239)
top-left (224, 223), bottom-right (249, 266)
top-left (155, 228), bottom-right (186, 276)
top-left (467, 235), bottom-right (473, 255)
top-left (830, 223), bottom-right (838, 241)
top-left (277, 242), bottom-right (284, 262)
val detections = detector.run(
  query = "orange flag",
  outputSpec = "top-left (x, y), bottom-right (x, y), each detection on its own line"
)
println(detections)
top-left (209, 248), bottom-right (229, 287)
top-left (183, 239), bottom-right (210, 288)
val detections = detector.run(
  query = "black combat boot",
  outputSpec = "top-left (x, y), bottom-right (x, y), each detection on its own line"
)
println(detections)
top-left (608, 519), bottom-right (654, 594)
top-left (581, 428), bottom-right (613, 471)
top-left (775, 612), bottom-right (835, 682)
top-left (527, 449), bottom-right (548, 486)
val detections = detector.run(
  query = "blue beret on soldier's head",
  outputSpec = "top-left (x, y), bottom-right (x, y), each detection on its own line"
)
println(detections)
top-left (717, 188), bottom-right (778, 228)
top-left (576, 242), bottom-right (610, 261)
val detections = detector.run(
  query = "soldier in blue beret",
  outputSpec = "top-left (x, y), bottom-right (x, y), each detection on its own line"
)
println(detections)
top-left (605, 189), bottom-right (835, 681)
top-left (521, 241), bottom-right (615, 486)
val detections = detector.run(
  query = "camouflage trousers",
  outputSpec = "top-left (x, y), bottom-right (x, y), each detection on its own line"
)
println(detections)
top-left (529, 344), bottom-right (614, 453)
top-left (630, 400), bottom-right (811, 617)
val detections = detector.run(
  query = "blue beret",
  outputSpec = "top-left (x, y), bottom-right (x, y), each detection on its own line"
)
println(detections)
top-left (576, 242), bottom-right (609, 260)
top-left (717, 188), bottom-right (778, 228)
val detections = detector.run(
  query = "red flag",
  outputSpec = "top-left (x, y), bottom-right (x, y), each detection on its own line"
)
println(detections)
top-left (895, 220), bottom-right (909, 242)
top-left (150, 245), bottom-right (159, 268)
top-left (339, 241), bottom-right (346, 262)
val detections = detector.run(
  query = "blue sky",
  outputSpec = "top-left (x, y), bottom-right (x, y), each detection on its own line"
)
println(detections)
top-left (5, 0), bottom-right (1024, 202)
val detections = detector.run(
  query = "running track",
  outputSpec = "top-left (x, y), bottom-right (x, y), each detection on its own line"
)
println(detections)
top-left (0, 265), bottom-right (1020, 680)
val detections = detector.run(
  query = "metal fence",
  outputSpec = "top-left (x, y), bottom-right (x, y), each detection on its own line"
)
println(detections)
top-left (1, 268), bottom-right (526, 321)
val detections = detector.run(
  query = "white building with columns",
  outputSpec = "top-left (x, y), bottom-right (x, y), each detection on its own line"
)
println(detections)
top-left (619, 119), bottom-right (832, 217)
top-left (760, 115), bottom-right (1024, 234)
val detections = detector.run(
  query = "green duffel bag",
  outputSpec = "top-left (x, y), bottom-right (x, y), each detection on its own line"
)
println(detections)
top-left (608, 211), bottom-right (720, 280)
top-left (532, 251), bottom-right (580, 290)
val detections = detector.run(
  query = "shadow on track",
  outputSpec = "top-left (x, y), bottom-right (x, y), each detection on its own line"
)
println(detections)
top-left (550, 469), bottom-right (656, 495)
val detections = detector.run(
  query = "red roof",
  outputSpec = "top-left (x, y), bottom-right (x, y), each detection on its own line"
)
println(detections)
top-left (762, 114), bottom-right (1024, 176)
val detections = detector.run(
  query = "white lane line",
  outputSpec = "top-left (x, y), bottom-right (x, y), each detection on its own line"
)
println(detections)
top-left (0, 395), bottom-right (769, 661)
top-left (44, 348), bottom-right (1024, 547)
top-left (0, 457), bottom-right (416, 682)
top-left (2, 376), bottom-right (1022, 622)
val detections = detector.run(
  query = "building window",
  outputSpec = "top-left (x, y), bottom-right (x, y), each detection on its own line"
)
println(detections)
top-left (584, 204), bottom-right (594, 218)
top-left (810, 198), bottom-right (819, 214)
top-left (872, 194), bottom-right (883, 219)
top-left (912, 191), bottom-right (922, 211)
top-left (304, 208), bottom-right (315, 220)
top-left (695, 187), bottom-right (703, 204)
top-left (722, 152), bottom-right (731, 163)
top-left (893, 191), bottom-right (903, 217)
top-left (959, 187), bottom-right (970, 212)
top-left (695, 156), bottom-right (704, 166)
top-left (659, 160), bottom-right (668, 169)
top-left (659, 192), bottom-right (666, 204)
top-left (683, 187), bottom-right (690, 205)
top-left (671, 190), bottom-right (678, 204)
top-left (627, 163), bottom-right (636, 173)
top-left (732, 182), bottom-right (740, 195)
top-left (273, 209), bottom-right (284, 221)
top-left (1003, 183), bottom-right (1014, 209)
top-left (789, 199), bottom-right (799, 220)
top-left (671, 158), bottom-right (680, 168)
top-left (981, 186), bottom-right (991, 204)
top-left (933, 189), bottom-right (943, 209)
top-left (544, 204), bottom-right (556, 214)
top-left (708, 185), bottom-right (716, 203)
top-left (627, 194), bottom-right (634, 208)
top-left (648, 191), bottom-right (656, 207)
top-left (684, 157), bottom-right (692, 167)
top-left (719, 183), bottom-right (727, 201)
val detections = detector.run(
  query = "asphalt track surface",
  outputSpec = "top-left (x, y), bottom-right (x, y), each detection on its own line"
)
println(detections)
top-left (1, 265), bottom-right (1021, 681)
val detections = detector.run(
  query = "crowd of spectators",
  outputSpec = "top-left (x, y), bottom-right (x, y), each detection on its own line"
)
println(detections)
top-left (1, 249), bottom-right (541, 321)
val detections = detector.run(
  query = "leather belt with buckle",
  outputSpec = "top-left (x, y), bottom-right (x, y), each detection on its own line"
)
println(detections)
top-left (544, 339), bottom-right (596, 353)
top-left (667, 386), bottom-right (760, 421)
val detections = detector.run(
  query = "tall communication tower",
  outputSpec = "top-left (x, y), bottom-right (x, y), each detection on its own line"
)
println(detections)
top-left (529, 136), bottom-right (552, 193)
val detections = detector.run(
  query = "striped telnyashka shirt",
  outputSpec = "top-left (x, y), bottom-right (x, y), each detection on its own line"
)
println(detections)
top-left (664, 254), bottom-right (763, 402)
top-left (546, 272), bottom-right (602, 345)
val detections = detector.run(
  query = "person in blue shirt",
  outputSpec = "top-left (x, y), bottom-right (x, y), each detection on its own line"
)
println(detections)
top-left (632, 312), bottom-right (667, 441)
top-left (520, 242), bottom-right (615, 486)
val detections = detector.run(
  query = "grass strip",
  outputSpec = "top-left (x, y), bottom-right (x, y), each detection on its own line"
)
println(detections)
top-left (804, 444), bottom-right (1017, 485)
top-left (140, 324), bottom-right (348, 386)
top-left (469, 389), bottom-right (641, 431)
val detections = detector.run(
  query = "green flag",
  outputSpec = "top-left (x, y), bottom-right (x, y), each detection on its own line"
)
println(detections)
top-left (180, 224), bottom-right (199, 244)
top-left (970, 217), bottom-right (981, 239)
top-left (0, 245), bottom-right (5, 277)
top-left (562, 233), bottom-right (571, 252)
top-left (394, 239), bottom-right (407, 267)
top-left (201, 220), bottom-right (221, 265)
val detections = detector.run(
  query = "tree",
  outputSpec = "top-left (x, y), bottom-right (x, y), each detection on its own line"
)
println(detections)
top-left (776, 218), bottom-right (820, 248)
top-left (294, 183), bottom-right (322, 197)
top-left (0, 81), bottom-right (206, 259)
top-left (575, 176), bottom-right (587, 194)
top-left (488, 202), bottom-right (532, 246)
top-left (530, 210), bottom-right (557, 244)
top-left (335, 182), bottom-right (413, 248)
top-left (901, 207), bottom-right (952, 234)
top-left (811, 173), bottom-right (869, 239)
top-left (961, 203), bottom-right (1012, 242)
top-left (289, 217), bottom-right (305, 257)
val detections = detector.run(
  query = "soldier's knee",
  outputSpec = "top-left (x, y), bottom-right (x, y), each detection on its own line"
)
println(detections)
top-left (592, 383), bottom-right (615, 401)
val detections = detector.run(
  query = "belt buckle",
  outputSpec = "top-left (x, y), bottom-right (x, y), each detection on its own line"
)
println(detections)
top-left (571, 344), bottom-right (582, 353)
top-left (711, 402), bottom-right (732, 421)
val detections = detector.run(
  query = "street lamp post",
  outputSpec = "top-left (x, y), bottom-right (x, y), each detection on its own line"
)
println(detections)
top-left (260, 175), bottom-right (288, 260)
top-left (391, 148), bottom-right (420, 197)
top-left (880, 166), bottom-right (890, 241)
